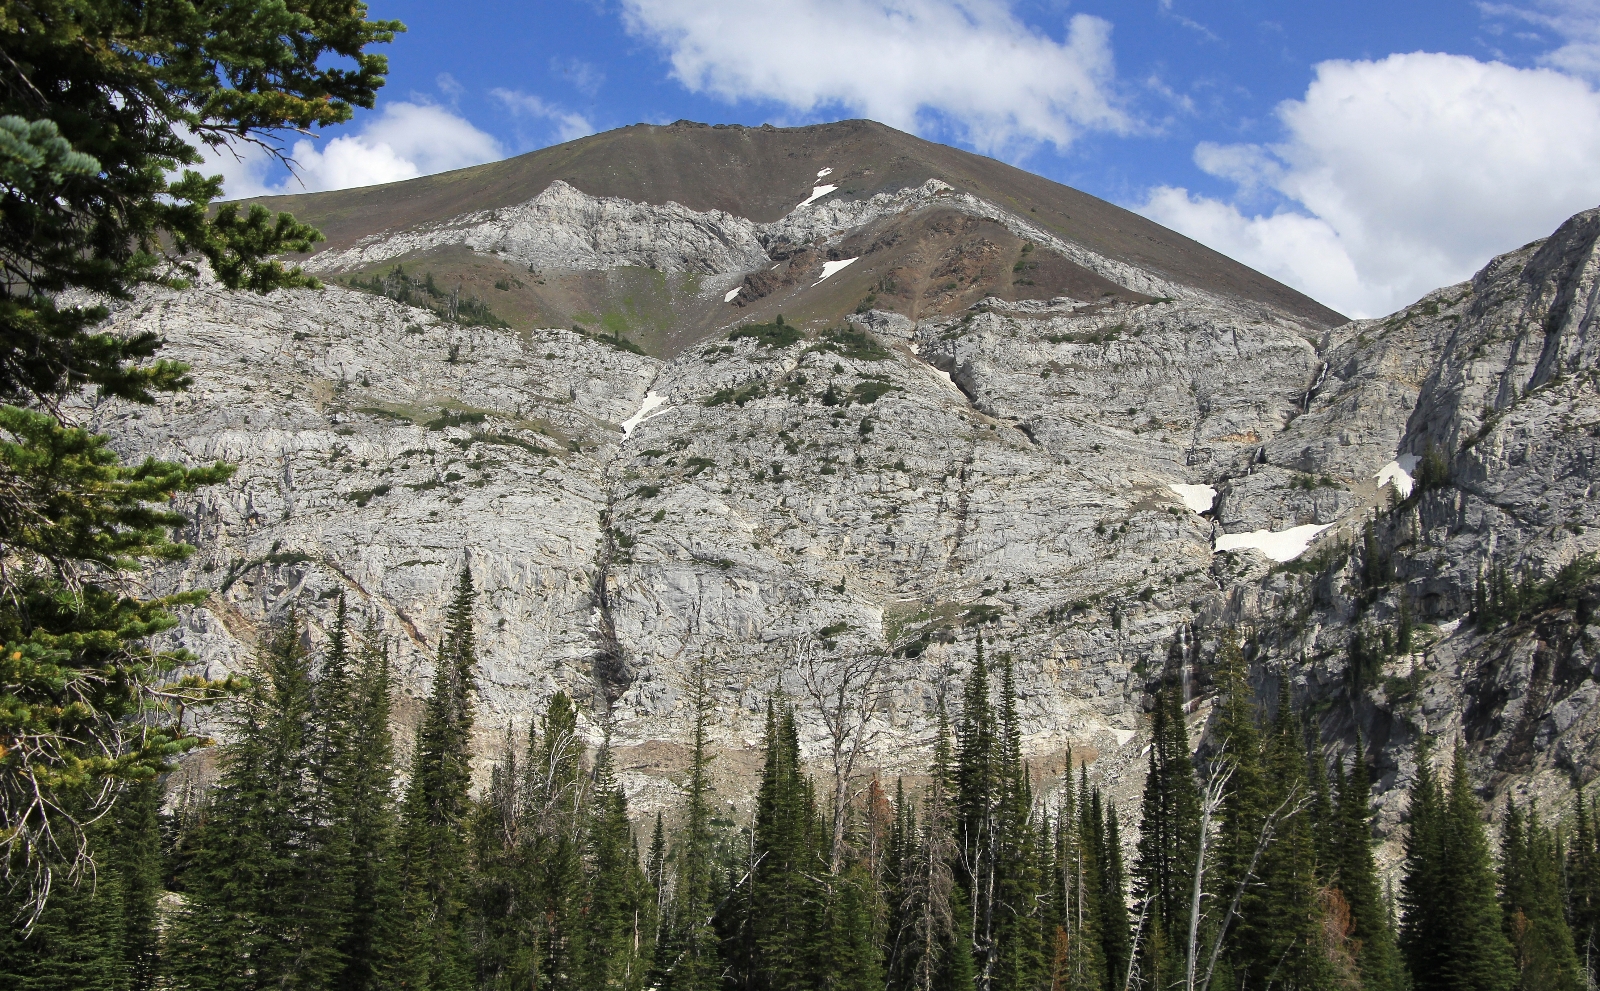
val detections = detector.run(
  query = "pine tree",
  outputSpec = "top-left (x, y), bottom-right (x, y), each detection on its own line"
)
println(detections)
top-left (338, 622), bottom-right (403, 991)
top-left (1565, 790), bottom-right (1600, 985)
top-left (0, 833), bottom-right (128, 991)
top-left (393, 569), bottom-right (480, 991)
top-left (586, 737), bottom-right (656, 991)
top-left (1499, 799), bottom-right (1582, 991)
top-left (1210, 628), bottom-right (1268, 987)
top-left (992, 654), bottom-right (1046, 991)
top-left (1099, 798), bottom-right (1131, 991)
top-left (524, 691), bottom-right (591, 988)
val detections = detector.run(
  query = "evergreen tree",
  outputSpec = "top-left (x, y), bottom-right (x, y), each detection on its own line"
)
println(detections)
top-left (0, 829), bottom-right (128, 991)
top-left (1499, 799), bottom-right (1582, 991)
top-left (586, 738), bottom-right (656, 991)
top-left (1099, 798), bottom-right (1131, 991)
top-left (1402, 743), bottom-right (1516, 991)
top-left (957, 637), bottom-right (1001, 990)
top-left (656, 665), bottom-right (721, 991)
top-left (393, 568), bottom-right (480, 991)
top-left (729, 700), bottom-right (824, 991)
top-left (1132, 656), bottom-right (1200, 989)
top-left (165, 609), bottom-right (347, 990)
top-left (1565, 790), bottom-right (1600, 985)
top-left (992, 654), bottom-right (1047, 991)
top-left (1210, 628), bottom-right (1268, 988)
top-left (1333, 740), bottom-right (1403, 991)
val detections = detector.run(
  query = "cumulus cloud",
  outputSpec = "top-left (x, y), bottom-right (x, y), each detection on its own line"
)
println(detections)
top-left (491, 89), bottom-right (595, 144)
top-left (618, 0), bottom-right (1130, 153)
top-left (1137, 53), bottom-right (1600, 317)
top-left (194, 101), bottom-right (504, 199)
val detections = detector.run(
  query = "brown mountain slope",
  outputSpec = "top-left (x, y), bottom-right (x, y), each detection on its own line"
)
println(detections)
top-left (248, 119), bottom-right (1345, 329)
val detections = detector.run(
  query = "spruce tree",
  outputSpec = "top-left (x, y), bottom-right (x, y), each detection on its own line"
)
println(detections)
top-left (1210, 628), bottom-right (1267, 987)
top-left (1099, 798), bottom-right (1131, 991)
top-left (1333, 740), bottom-right (1403, 991)
top-left (393, 569), bottom-right (480, 991)
top-left (1499, 799), bottom-right (1582, 991)
top-left (1401, 743), bottom-right (1515, 991)
top-left (586, 737), bottom-right (656, 991)
top-left (656, 665), bottom-right (721, 991)
top-left (1565, 790), bottom-right (1600, 985)
top-left (1132, 661), bottom-right (1199, 988)
top-left (992, 655), bottom-right (1047, 991)
top-left (165, 608), bottom-right (347, 990)
top-left (956, 637), bottom-right (1000, 990)
top-left (733, 700), bottom-right (824, 991)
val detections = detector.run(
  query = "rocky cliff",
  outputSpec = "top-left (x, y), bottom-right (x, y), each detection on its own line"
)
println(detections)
top-left (90, 121), bottom-right (1599, 844)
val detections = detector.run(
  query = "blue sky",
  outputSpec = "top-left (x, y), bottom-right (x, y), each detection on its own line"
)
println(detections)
top-left (209, 1), bottom-right (1600, 318)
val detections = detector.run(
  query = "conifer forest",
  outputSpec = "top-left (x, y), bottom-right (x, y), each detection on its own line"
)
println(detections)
top-left (6, 569), bottom-right (1599, 991)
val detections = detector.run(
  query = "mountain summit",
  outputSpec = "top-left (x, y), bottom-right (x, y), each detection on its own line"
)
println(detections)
top-left (249, 119), bottom-right (1343, 355)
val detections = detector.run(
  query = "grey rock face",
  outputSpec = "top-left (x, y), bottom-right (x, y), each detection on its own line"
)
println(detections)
top-left (307, 180), bottom-right (770, 276)
top-left (89, 192), bottom-right (1600, 839)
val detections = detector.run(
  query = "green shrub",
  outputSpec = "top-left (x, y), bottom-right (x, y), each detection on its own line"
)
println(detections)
top-left (729, 315), bottom-right (804, 349)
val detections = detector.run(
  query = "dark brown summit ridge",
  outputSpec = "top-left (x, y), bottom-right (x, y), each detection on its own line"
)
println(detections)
top-left (248, 119), bottom-right (1346, 329)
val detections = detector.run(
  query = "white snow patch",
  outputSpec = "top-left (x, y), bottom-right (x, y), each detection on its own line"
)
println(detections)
top-left (1112, 729), bottom-right (1136, 747)
top-left (1214, 523), bottom-right (1333, 562)
top-left (724, 286), bottom-right (742, 303)
top-left (816, 167), bottom-right (833, 178)
top-left (620, 392), bottom-right (668, 437)
top-left (814, 257), bottom-right (858, 285)
top-left (1169, 483), bottom-right (1217, 514)
top-left (1375, 453), bottom-right (1419, 498)
top-left (797, 184), bottom-right (838, 209)
top-left (1438, 617), bottom-right (1462, 637)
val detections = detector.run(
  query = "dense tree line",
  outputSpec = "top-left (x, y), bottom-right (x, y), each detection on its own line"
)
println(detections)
top-left (6, 598), bottom-right (1599, 991)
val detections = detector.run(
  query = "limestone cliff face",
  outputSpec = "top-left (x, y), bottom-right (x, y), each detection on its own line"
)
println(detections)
top-left (91, 150), bottom-right (1600, 837)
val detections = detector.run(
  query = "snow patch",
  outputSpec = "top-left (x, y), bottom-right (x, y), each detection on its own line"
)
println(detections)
top-left (1375, 453), bottom-right (1419, 499)
top-left (1112, 729), bottom-right (1136, 747)
top-left (797, 184), bottom-right (839, 209)
top-left (814, 257), bottom-right (858, 285)
top-left (1214, 523), bottom-right (1333, 562)
top-left (1438, 617), bottom-right (1462, 637)
top-left (1169, 483), bottom-right (1217, 514)
top-left (816, 167), bottom-right (833, 178)
top-left (724, 286), bottom-right (742, 303)
top-left (620, 392), bottom-right (669, 437)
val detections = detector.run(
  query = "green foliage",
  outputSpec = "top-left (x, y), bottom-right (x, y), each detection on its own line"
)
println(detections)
top-left (704, 382), bottom-right (766, 407)
top-left (1411, 442), bottom-right (1452, 497)
top-left (1402, 744), bottom-right (1517, 991)
top-left (0, 407), bottom-right (235, 893)
top-left (1474, 556), bottom-right (1598, 630)
top-left (818, 327), bottom-right (891, 361)
top-left (730, 317), bottom-right (804, 349)
top-left (1499, 799), bottom-right (1582, 991)
top-left (0, 1), bottom-right (398, 405)
top-left (346, 266), bottom-right (510, 328)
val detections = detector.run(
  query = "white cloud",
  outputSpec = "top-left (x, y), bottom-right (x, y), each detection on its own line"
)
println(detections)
top-left (1482, 1), bottom-right (1600, 79)
top-left (194, 101), bottom-right (503, 199)
top-left (1137, 53), bottom-right (1600, 317)
top-left (618, 0), bottom-right (1130, 154)
top-left (491, 89), bottom-right (595, 144)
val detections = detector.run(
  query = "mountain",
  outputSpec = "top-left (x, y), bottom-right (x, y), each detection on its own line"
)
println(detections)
top-left (246, 119), bottom-right (1343, 356)
top-left (103, 120), bottom-right (1597, 847)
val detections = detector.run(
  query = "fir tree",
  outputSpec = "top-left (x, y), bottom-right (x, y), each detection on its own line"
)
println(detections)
top-left (1565, 790), bottom-right (1600, 984)
top-left (586, 737), bottom-right (656, 991)
top-left (957, 637), bottom-right (1001, 990)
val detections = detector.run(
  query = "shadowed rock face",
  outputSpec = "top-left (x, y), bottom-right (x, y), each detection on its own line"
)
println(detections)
top-left (103, 122), bottom-right (1600, 849)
